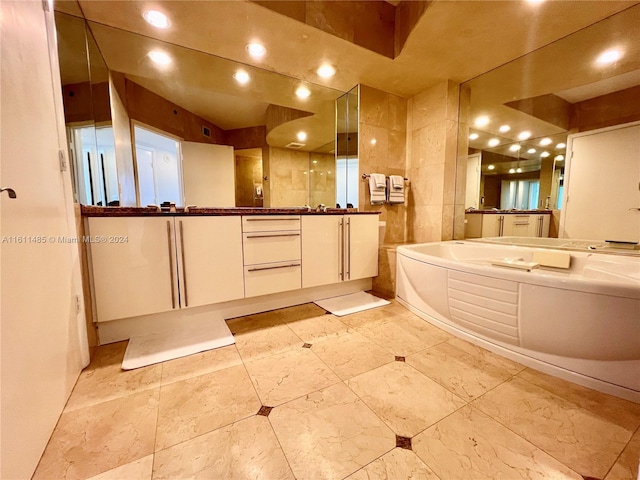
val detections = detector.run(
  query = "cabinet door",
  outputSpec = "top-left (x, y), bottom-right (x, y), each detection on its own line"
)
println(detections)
top-left (528, 215), bottom-right (551, 237)
top-left (178, 216), bottom-right (244, 308)
top-left (345, 214), bottom-right (379, 280)
top-left (88, 217), bottom-right (176, 322)
top-left (481, 215), bottom-right (502, 237)
top-left (504, 215), bottom-right (531, 237)
top-left (302, 215), bottom-right (342, 288)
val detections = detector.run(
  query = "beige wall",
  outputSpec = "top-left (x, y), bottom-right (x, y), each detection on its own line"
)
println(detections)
top-left (309, 152), bottom-right (335, 207)
top-left (182, 142), bottom-right (235, 207)
top-left (235, 153), bottom-right (264, 207)
top-left (358, 85), bottom-right (407, 244)
top-left (267, 147), bottom-right (309, 207)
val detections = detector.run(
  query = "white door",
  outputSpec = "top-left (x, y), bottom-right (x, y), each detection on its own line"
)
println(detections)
top-left (345, 214), bottom-right (379, 280)
top-left (302, 215), bottom-right (342, 288)
top-left (465, 153), bottom-right (481, 209)
top-left (562, 123), bottom-right (640, 242)
top-left (1, 2), bottom-right (89, 478)
top-left (182, 142), bottom-right (235, 207)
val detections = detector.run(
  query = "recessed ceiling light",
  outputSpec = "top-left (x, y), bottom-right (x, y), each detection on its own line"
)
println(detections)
top-left (539, 137), bottom-right (552, 146)
top-left (596, 49), bottom-right (623, 65)
top-left (370, 138), bottom-right (377, 145)
top-left (518, 131), bottom-right (531, 140)
top-left (509, 168), bottom-right (516, 174)
top-left (487, 164), bottom-right (495, 170)
top-left (509, 144), bottom-right (521, 152)
top-left (556, 142), bottom-right (566, 149)
top-left (143, 10), bottom-right (169, 29)
top-left (469, 133), bottom-right (479, 140)
top-left (499, 125), bottom-right (511, 133)
top-left (541, 151), bottom-right (550, 158)
top-left (148, 50), bottom-right (171, 65)
top-left (526, 0), bottom-right (546, 4)
top-left (295, 86), bottom-right (311, 99)
top-left (527, 148), bottom-right (536, 154)
top-left (246, 43), bottom-right (266, 58)
top-left (516, 168), bottom-right (522, 173)
top-left (317, 64), bottom-right (336, 78)
top-left (475, 116), bottom-right (490, 128)
top-left (312, 160), bottom-right (318, 164)
top-left (488, 138), bottom-right (500, 147)
top-left (555, 155), bottom-right (565, 161)
top-left (233, 70), bottom-right (250, 85)
top-left (297, 131), bottom-right (307, 142)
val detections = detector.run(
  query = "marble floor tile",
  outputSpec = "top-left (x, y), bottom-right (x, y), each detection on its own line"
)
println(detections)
top-left (86, 455), bottom-right (153, 480)
top-left (245, 346), bottom-right (340, 406)
top-left (347, 362), bottom-right (466, 437)
top-left (355, 315), bottom-right (451, 356)
top-left (413, 405), bottom-right (582, 480)
top-left (446, 337), bottom-right (526, 375)
top-left (474, 377), bottom-right (633, 478)
top-left (518, 368), bottom-right (640, 431)
top-left (311, 331), bottom-right (395, 380)
top-left (406, 340), bottom-right (515, 401)
top-left (33, 389), bottom-right (159, 480)
top-left (338, 304), bottom-right (404, 329)
top-left (270, 382), bottom-right (396, 480)
top-left (605, 427), bottom-right (640, 480)
top-left (281, 312), bottom-right (350, 344)
top-left (153, 416), bottom-right (294, 480)
top-left (231, 321), bottom-right (303, 361)
top-left (65, 341), bottom-right (161, 412)
top-left (346, 447), bottom-right (439, 480)
top-left (160, 345), bottom-right (242, 386)
top-left (155, 364), bottom-right (261, 450)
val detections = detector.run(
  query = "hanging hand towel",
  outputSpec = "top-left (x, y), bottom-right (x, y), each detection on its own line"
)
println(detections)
top-left (368, 173), bottom-right (386, 205)
top-left (388, 175), bottom-right (405, 204)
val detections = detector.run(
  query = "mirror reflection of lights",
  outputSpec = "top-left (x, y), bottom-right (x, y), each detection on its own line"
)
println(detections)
top-left (297, 131), bottom-right (307, 142)
top-left (527, 148), bottom-right (536, 154)
top-left (469, 133), bottom-right (479, 140)
top-left (509, 168), bottom-right (516, 174)
top-left (246, 43), bottom-right (266, 58)
top-left (317, 64), bottom-right (336, 78)
top-left (556, 143), bottom-right (566, 149)
top-left (295, 86), bottom-right (311, 99)
top-left (474, 116), bottom-right (490, 128)
top-left (499, 125), bottom-right (510, 133)
top-left (371, 138), bottom-right (377, 145)
top-left (487, 164), bottom-right (495, 170)
top-left (233, 70), bottom-right (250, 84)
top-left (596, 49), bottom-right (622, 65)
top-left (509, 144), bottom-right (521, 152)
top-left (539, 137), bottom-right (552, 146)
top-left (516, 168), bottom-right (522, 173)
top-left (518, 131), bottom-right (531, 140)
top-left (555, 155), bottom-right (565, 161)
top-left (312, 160), bottom-right (318, 164)
top-left (143, 10), bottom-right (170, 29)
top-left (488, 138), bottom-right (500, 147)
top-left (541, 151), bottom-right (550, 158)
top-left (148, 50), bottom-right (172, 65)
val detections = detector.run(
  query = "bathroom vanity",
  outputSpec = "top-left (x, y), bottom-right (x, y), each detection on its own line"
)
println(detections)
top-left (464, 210), bottom-right (552, 239)
top-left (82, 207), bottom-right (380, 343)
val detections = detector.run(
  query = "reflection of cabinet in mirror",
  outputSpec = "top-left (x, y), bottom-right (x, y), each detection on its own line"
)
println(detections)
top-left (465, 213), bottom-right (550, 239)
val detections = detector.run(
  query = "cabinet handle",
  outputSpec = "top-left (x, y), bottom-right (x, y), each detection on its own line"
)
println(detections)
top-left (166, 220), bottom-right (176, 309)
top-left (339, 218), bottom-right (344, 280)
top-left (513, 222), bottom-right (529, 226)
top-left (499, 216), bottom-right (504, 236)
top-left (245, 217), bottom-right (299, 221)
top-left (179, 220), bottom-right (188, 307)
top-left (346, 218), bottom-right (351, 280)
top-left (538, 216), bottom-right (543, 237)
top-left (245, 233), bottom-right (300, 239)
top-left (247, 263), bottom-right (301, 272)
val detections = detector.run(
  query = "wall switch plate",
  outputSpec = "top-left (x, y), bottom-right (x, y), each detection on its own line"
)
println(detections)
top-left (75, 294), bottom-right (81, 314)
top-left (59, 150), bottom-right (67, 172)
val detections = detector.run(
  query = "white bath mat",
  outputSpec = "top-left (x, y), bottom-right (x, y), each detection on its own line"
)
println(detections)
top-left (122, 315), bottom-right (234, 370)
top-left (315, 291), bottom-right (390, 317)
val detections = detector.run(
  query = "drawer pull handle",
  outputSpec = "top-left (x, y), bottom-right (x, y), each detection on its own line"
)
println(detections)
top-left (247, 263), bottom-right (301, 272)
top-left (166, 220), bottom-right (176, 309)
top-left (245, 218), bottom-right (299, 221)
top-left (179, 220), bottom-right (188, 307)
top-left (245, 233), bottom-right (301, 239)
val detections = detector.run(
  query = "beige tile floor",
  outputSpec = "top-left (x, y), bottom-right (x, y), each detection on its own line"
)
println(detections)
top-left (34, 299), bottom-right (640, 480)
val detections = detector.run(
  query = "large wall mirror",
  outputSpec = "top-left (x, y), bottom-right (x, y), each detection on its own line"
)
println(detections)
top-left (458, 5), bottom-right (640, 240)
top-left (54, 7), bottom-right (353, 208)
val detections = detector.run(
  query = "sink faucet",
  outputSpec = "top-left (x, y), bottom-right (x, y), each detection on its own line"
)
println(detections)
top-left (316, 204), bottom-right (326, 212)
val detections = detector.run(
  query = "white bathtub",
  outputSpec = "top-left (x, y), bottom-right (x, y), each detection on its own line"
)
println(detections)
top-left (396, 241), bottom-right (640, 402)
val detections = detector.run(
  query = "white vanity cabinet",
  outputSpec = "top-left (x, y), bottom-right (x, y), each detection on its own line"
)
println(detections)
top-left (242, 215), bottom-right (302, 298)
top-left (466, 212), bottom-right (551, 238)
top-left (302, 214), bottom-right (378, 288)
top-left (88, 216), bottom-right (244, 321)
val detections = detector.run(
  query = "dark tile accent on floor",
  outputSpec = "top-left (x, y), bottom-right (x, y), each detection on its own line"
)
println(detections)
top-left (395, 356), bottom-right (406, 362)
top-left (302, 343), bottom-right (312, 349)
top-left (257, 406), bottom-right (274, 417)
top-left (396, 435), bottom-right (412, 450)
top-left (582, 477), bottom-right (602, 480)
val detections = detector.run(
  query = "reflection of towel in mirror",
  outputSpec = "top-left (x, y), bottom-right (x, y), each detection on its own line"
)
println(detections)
top-left (369, 174), bottom-right (386, 205)
top-left (388, 175), bottom-right (405, 204)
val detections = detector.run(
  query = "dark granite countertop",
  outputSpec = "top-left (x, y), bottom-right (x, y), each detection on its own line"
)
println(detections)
top-left (465, 209), bottom-right (553, 215)
top-left (81, 206), bottom-right (381, 217)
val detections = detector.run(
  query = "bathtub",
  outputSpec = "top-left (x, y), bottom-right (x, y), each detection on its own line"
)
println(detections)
top-left (396, 241), bottom-right (640, 402)
top-left (473, 235), bottom-right (640, 256)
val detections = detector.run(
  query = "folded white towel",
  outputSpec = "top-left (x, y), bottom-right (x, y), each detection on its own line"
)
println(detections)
top-left (368, 174), bottom-right (386, 205)
top-left (388, 175), bottom-right (405, 205)
top-left (390, 175), bottom-right (404, 190)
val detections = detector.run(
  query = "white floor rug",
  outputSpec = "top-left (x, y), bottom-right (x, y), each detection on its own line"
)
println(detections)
top-left (314, 291), bottom-right (390, 317)
top-left (122, 315), bottom-right (235, 370)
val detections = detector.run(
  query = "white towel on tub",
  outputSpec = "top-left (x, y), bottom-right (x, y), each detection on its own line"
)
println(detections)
top-left (388, 175), bottom-right (405, 204)
top-left (369, 173), bottom-right (386, 205)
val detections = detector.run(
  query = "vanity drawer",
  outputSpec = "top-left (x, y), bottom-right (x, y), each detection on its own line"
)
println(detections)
top-left (242, 215), bottom-right (301, 232)
top-left (244, 261), bottom-right (302, 298)
top-left (243, 231), bottom-right (301, 265)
